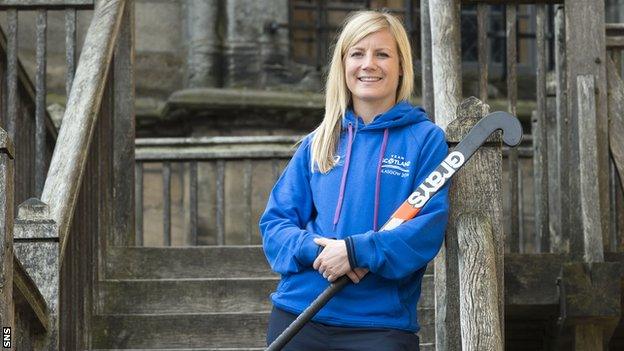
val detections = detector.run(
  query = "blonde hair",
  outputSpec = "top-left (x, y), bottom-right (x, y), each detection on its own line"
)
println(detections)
top-left (310, 10), bottom-right (414, 173)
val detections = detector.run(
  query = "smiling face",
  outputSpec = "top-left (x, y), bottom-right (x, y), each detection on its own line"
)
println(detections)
top-left (344, 29), bottom-right (402, 111)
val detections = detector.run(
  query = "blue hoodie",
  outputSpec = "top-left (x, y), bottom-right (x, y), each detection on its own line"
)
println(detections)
top-left (259, 101), bottom-right (449, 332)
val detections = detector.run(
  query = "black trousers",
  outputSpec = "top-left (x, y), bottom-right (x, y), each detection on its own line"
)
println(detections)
top-left (266, 306), bottom-right (420, 351)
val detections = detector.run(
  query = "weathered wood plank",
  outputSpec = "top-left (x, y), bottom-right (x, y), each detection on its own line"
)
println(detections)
top-left (558, 262), bottom-right (622, 350)
top-left (444, 98), bottom-right (505, 350)
top-left (135, 163), bottom-right (143, 245)
top-left (429, 1), bottom-right (463, 349)
top-left (216, 160), bottom-right (225, 245)
top-left (0, 0), bottom-right (93, 8)
top-left (35, 9), bottom-right (47, 196)
top-left (162, 162), bottom-right (171, 246)
top-left (13, 198), bottom-right (58, 349)
top-left (457, 213), bottom-right (502, 351)
top-left (607, 36), bottom-right (624, 48)
top-left (607, 56), bottom-right (624, 192)
top-left (609, 160), bottom-right (619, 251)
top-left (605, 23), bottom-right (624, 49)
top-left (12, 254), bottom-right (48, 333)
top-left (136, 135), bottom-right (301, 146)
top-left (243, 160), bottom-right (252, 244)
top-left (112, 0), bottom-right (135, 246)
top-left (136, 148), bottom-right (295, 161)
top-left (6, 9), bottom-right (18, 139)
top-left (606, 23), bottom-right (624, 33)
top-left (531, 110), bottom-right (541, 253)
top-left (64, 8), bottom-right (76, 97)
top-left (0, 129), bottom-right (14, 340)
top-left (429, 0), bottom-right (462, 131)
top-left (189, 161), bottom-right (198, 245)
top-left (40, 0), bottom-right (126, 265)
top-left (576, 75), bottom-right (604, 263)
top-left (477, 3), bottom-right (489, 103)
top-left (546, 93), bottom-right (561, 253)
top-left (506, 4), bottom-right (520, 253)
top-left (535, 4), bottom-right (549, 252)
top-left (574, 325), bottom-right (603, 350)
top-left (616, 173), bottom-right (624, 252)
top-left (565, 0), bottom-right (609, 260)
top-left (504, 253), bottom-right (563, 311)
top-left (554, 5), bottom-right (569, 254)
top-left (420, 0), bottom-right (434, 120)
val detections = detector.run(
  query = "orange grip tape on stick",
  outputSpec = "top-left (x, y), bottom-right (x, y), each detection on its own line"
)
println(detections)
top-left (391, 202), bottom-right (420, 221)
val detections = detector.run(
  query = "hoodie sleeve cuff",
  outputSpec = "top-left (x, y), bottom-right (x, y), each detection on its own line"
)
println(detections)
top-left (346, 231), bottom-right (376, 270)
top-left (297, 234), bottom-right (322, 267)
top-left (345, 237), bottom-right (357, 270)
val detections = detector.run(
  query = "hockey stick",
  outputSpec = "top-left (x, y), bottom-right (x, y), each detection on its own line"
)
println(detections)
top-left (266, 111), bottom-right (522, 351)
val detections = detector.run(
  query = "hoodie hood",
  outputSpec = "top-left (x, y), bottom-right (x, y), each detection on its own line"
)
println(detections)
top-left (342, 100), bottom-right (429, 131)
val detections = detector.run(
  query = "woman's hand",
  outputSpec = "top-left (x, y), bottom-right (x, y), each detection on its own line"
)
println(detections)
top-left (313, 238), bottom-right (369, 283)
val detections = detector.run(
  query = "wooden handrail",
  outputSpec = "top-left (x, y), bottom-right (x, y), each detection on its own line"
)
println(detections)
top-left (40, 0), bottom-right (126, 266)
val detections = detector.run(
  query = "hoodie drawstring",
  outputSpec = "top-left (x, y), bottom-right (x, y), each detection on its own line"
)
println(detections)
top-left (332, 125), bottom-right (389, 232)
top-left (333, 123), bottom-right (354, 230)
top-left (373, 128), bottom-right (389, 231)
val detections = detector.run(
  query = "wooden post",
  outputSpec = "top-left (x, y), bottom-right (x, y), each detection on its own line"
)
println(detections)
top-left (0, 128), bottom-right (15, 344)
top-left (420, 0), bottom-right (434, 119)
top-left (564, 0), bottom-right (609, 258)
top-left (506, 4), bottom-right (521, 253)
top-left (609, 55), bottom-right (624, 245)
top-left (13, 198), bottom-right (58, 350)
top-left (531, 110), bottom-right (541, 252)
top-left (444, 97), bottom-right (505, 350)
top-left (576, 75), bottom-right (603, 263)
top-left (111, 0), bottom-right (135, 247)
top-left (555, 64), bottom-right (620, 350)
top-left (477, 3), bottom-right (488, 103)
top-left (429, 0), bottom-right (462, 131)
top-left (535, 4), bottom-right (549, 252)
top-left (429, 0), bottom-right (463, 349)
top-left (554, 5), bottom-right (569, 254)
top-left (457, 213), bottom-right (502, 351)
top-left (606, 57), bottom-right (624, 196)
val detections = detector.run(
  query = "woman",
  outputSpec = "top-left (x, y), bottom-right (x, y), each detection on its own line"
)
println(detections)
top-left (260, 10), bottom-right (449, 351)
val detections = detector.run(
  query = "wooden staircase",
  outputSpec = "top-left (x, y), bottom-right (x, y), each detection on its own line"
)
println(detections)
top-left (90, 245), bottom-right (435, 350)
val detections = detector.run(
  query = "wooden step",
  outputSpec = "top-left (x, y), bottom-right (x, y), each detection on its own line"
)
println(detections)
top-left (418, 307), bottom-right (434, 345)
top-left (106, 246), bottom-right (275, 279)
top-left (91, 312), bottom-right (269, 349)
top-left (419, 274), bottom-right (434, 309)
top-left (99, 278), bottom-right (278, 314)
top-left (106, 246), bottom-right (433, 279)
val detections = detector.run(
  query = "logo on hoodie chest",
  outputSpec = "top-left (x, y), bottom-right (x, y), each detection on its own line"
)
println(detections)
top-left (381, 154), bottom-right (411, 178)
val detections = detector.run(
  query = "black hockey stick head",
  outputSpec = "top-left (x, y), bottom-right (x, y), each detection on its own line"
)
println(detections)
top-left (482, 111), bottom-right (523, 147)
top-left (453, 111), bottom-right (523, 160)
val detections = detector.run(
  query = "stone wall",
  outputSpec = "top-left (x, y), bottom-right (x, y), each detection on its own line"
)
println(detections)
top-left (0, 0), bottom-right (299, 100)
